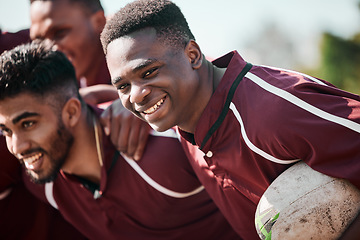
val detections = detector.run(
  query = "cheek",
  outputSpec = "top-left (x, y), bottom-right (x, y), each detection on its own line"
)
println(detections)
top-left (65, 29), bottom-right (93, 53)
top-left (5, 137), bottom-right (13, 154)
top-left (35, 122), bottom-right (60, 146)
top-left (119, 94), bottom-right (132, 111)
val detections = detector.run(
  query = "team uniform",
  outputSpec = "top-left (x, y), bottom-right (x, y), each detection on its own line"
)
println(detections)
top-left (179, 51), bottom-right (360, 239)
top-left (22, 107), bottom-right (239, 240)
top-left (0, 30), bottom-right (86, 240)
top-left (0, 137), bottom-right (86, 240)
top-left (0, 29), bottom-right (30, 53)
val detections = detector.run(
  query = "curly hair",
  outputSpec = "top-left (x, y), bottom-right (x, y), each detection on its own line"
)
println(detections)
top-left (0, 40), bottom-right (80, 107)
top-left (30, 0), bottom-right (103, 14)
top-left (101, 0), bottom-right (195, 54)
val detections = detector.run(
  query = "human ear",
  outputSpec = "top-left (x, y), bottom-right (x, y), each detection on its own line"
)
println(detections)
top-left (185, 40), bottom-right (203, 70)
top-left (90, 10), bottom-right (106, 34)
top-left (62, 98), bottom-right (82, 128)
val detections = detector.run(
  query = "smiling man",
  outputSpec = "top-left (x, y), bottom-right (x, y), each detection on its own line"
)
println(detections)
top-left (0, 41), bottom-right (240, 239)
top-left (29, 0), bottom-right (121, 107)
top-left (0, 28), bottom-right (86, 240)
top-left (29, 0), bottom-right (151, 160)
top-left (30, 0), bottom-right (108, 88)
top-left (3, 102), bottom-right (73, 184)
top-left (100, 0), bottom-right (360, 238)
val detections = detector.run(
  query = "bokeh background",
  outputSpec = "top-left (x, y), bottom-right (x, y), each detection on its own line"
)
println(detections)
top-left (1, 0), bottom-right (360, 93)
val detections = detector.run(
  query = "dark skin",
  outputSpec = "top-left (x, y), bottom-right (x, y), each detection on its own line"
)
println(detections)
top-left (102, 28), bottom-right (360, 239)
top-left (29, 0), bottom-right (150, 160)
top-left (101, 28), bottom-right (222, 159)
top-left (100, 99), bottom-right (151, 161)
top-left (104, 28), bottom-right (223, 133)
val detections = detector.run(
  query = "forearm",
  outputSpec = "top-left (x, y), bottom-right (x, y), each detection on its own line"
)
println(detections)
top-left (79, 84), bottom-right (119, 105)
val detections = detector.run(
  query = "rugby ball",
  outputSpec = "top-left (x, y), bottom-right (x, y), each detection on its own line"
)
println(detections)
top-left (255, 161), bottom-right (360, 240)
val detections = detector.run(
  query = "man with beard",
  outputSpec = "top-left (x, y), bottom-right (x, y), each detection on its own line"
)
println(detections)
top-left (0, 41), bottom-right (240, 239)
top-left (29, 0), bottom-right (149, 159)
top-left (0, 28), bottom-right (86, 240)
top-left (0, 137), bottom-right (87, 240)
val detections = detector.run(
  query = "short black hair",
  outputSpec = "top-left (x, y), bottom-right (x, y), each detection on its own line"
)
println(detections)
top-left (30, 0), bottom-right (104, 14)
top-left (101, 0), bottom-right (195, 54)
top-left (0, 40), bottom-right (80, 108)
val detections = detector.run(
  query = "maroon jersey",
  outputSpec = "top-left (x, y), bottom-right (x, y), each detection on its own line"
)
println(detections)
top-left (0, 29), bottom-right (85, 240)
top-left (179, 51), bottom-right (360, 239)
top-left (0, 137), bottom-right (86, 240)
top-left (0, 29), bottom-right (31, 54)
top-left (22, 107), bottom-right (239, 239)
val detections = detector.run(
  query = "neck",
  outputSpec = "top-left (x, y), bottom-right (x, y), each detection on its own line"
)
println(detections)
top-left (212, 63), bottom-right (226, 92)
top-left (178, 59), bottom-right (226, 134)
top-left (61, 106), bottom-right (102, 184)
top-left (81, 51), bottom-right (109, 87)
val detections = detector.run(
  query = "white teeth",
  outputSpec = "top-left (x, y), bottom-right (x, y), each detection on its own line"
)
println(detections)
top-left (143, 98), bottom-right (164, 114)
top-left (23, 153), bottom-right (43, 165)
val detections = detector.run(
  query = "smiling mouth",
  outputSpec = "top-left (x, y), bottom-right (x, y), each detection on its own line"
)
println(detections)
top-left (143, 97), bottom-right (165, 114)
top-left (23, 152), bottom-right (43, 169)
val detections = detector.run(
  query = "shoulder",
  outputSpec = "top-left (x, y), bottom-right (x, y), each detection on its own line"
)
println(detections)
top-left (130, 129), bottom-right (203, 194)
top-left (0, 137), bottom-right (22, 192)
top-left (0, 29), bottom-right (30, 53)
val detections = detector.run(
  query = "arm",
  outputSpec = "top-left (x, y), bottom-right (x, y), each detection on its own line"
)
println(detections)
top-left (100, 99), bottom-right (151, 160)
top-left (79, 84), bottom-right (119, 105)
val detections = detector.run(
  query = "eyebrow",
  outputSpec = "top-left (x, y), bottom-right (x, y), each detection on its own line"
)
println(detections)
top-left (111, 59), bottom-right (159, 85)
top-left (12, 112), bottom-right (40, 125)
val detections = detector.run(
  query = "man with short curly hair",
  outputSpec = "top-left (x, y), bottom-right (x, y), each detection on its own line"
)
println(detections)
top-left (101, 0), bottom-right (360, 239)
top-left (0, 41), bottom-right (240, 239)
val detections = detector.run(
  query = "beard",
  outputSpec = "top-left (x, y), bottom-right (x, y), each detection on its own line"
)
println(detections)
top-left (25, 120), bottom-right (74, 184)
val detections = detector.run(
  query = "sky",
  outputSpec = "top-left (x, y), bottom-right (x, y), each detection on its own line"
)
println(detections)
top-left (1, 0), bottom-right (360, 68)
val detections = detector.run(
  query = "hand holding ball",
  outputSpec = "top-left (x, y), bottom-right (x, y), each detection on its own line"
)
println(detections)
top-left (255, 161), bottom-right (360, 240)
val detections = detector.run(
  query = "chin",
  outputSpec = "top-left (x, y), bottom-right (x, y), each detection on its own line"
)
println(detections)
top-left (28, 170), bottom-right (58, 185)
top-left (150, 120), bottom-right (177, 132)
top-left (149, 123), bottom-right (169, 132)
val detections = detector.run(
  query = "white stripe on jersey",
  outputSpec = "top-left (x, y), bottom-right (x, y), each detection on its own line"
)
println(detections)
top-left (43, 130), bottom-right (198, 204)
top-left (246, 72), bottom-right (360, 133)
top-left (229, 103), bottom-right (300, 164)
top-left (259, 65), bottom-right (328, 86)
top-left (150, 129), bottom-right (178, 139)
top-left (45, 182), bottom-right (58, 209)
top-left (122, 153), bottom-right (205, 198)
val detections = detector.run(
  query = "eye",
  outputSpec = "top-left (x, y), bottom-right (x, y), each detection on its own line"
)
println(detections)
top-left (22, 121), bottom-right (35, 129)
top-left (143, 67), bottom-right (159, 78)
top-left (0, 127), bottom-right (12, 137)
top-left (53, 28), bottom-right (70, 41)
top-left (117, 83), bottom-right (130, 91)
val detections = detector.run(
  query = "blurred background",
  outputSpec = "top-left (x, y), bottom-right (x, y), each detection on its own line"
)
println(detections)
top-left (1, 0), bottom-right (360, 94)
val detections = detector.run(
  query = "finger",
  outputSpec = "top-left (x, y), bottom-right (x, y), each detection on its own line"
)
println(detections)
top-left (133, 123), bottom-right (151, 161)
top-left (124, 119), bottom-right (141, 158)
top-left (112, 114), bottom-right (130, 153)
top-left (100, 105), bottom-right (111, 136)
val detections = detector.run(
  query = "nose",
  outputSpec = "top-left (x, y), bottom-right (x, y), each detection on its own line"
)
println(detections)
top-left (129, 84), bottom-right (151, 104)
top-left (9, 133), bottom-right (31, 157)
